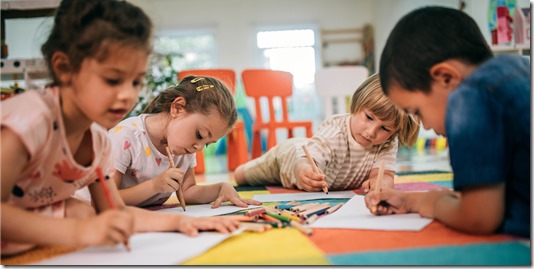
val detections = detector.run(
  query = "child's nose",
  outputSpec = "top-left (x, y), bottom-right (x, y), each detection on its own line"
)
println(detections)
top-left (117, 85), bottom-right (138, 101)
top-left (367, 125), bottom-right (379, 138)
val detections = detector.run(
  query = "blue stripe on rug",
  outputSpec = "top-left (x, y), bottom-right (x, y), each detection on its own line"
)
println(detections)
top-left (328, 241), bottom-right (531, 265)
top-left (429, 180), bottom-right (453, 188)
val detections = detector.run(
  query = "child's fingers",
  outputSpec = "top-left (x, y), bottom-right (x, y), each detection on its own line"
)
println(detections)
top-left (228, 197), bottom-right (248, 207)
top-left (361, 180), bottom-right (371, 193)
top-left (300, 179), bottom-right (321, 192)
top-left (166, 179), bottom-right (180, 191)
top-left (241, 198), bottom-right (262, 205)
top-left (211, 196), bottom-right (225, 208)
top-left (303, 175), bottom-right (326, 190)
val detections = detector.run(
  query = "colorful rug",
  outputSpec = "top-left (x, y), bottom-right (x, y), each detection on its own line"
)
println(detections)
top-left (2, 170), bottom-right (530, 265)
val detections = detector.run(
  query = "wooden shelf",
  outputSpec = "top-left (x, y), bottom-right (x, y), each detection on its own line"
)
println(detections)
top-left (491, 44), bottom-right (531, 55)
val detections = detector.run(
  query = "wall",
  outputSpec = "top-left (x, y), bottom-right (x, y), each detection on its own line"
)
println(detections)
top-left (5, 0), bottom-right (530, 71)
top-left (127, 0), bottom-right (373, 73)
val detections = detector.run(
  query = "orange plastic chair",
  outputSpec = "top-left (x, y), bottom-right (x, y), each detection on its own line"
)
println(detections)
top-left (241, 69), bottom-right (313, 158)
top-left (178, 69), bottom-right (248, 173)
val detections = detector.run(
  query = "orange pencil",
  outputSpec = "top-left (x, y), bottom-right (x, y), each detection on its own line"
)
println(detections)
top-left (166, 146), bottom-right (187, 212)
top-left (96, 167), bottom-right (131, 252)
top-left (302, 145), bottom-right (328, 194)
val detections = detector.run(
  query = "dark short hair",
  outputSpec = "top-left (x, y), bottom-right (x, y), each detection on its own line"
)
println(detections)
top-left (379, 6), bottom-right (492, 94)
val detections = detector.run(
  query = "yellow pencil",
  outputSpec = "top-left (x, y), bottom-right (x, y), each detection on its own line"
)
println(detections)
top-left (166, 146), bottom-right (187, 212)
top-left (302, 145), bottom-right (329, 194)
top-left (371, 161), bottom-right (385, 214)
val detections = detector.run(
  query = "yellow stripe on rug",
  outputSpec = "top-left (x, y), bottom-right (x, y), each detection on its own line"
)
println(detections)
top-left (182, 228), bottom-right (329, 265)
top-left (395, 173), bottom-right (453, 183)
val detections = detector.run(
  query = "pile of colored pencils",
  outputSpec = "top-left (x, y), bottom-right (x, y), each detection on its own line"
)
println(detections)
top-left (237, 201), bottom-right (344, 236)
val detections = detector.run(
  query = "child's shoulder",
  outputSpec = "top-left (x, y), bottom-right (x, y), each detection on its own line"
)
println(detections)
top-left (109, 114), bottom-right (146, 133)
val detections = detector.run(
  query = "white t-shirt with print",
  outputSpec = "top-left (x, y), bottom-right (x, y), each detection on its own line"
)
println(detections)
top-left (108, 114), bottom-right (196, 207)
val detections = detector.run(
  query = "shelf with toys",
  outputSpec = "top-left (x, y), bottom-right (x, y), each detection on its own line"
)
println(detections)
top-left (488, 1), bottom-right (530, 57)
top-left (1, 0), bottom-right (58, 100)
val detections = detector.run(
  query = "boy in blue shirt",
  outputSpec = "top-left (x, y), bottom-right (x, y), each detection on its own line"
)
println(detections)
top-left (365, 6), bottom-right (530, 238)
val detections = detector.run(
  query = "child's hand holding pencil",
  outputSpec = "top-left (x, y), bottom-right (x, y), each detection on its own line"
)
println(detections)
top-left (298, 145), bottom-right (329, 194)
top-left (166, 147), bottom-right (187, 212)
top-left (95, 167), bottom-right (132, 251)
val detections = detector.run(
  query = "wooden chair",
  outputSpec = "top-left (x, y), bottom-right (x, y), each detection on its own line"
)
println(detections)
top-left (314, 66), bottom-right (369, 120)
top-left (178, 69), bottom-right (248, 173)
top-left (241, 69), bottom-right (313, 158)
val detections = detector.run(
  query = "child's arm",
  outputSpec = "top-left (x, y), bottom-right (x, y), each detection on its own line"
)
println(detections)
top-left (365, 184), bottom-right (505, 235)
top-left (361, 168), bottom-right (395, 193)
top-left (424, 184), bottom-right (505, 234)
top-left (180, 168), bottom-right (261, 208)
top-left (112, 168), bottom-right (185, 206)
top-left (90, 172), bottom-right (241, 235)
top-left (124, 206), bottom-right (240, 236)
top-left (293, 157), bottom-right (327, 192)
top-left (1, 128), bottom-right (133, 248)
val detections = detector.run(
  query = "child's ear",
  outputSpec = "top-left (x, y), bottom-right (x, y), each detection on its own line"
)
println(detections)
top-left (170, 97), bottom-right (187, 117)
top-left (429, 61), bottom-right (461, 91)
top-left (51, 52), bottom-right (72, 85)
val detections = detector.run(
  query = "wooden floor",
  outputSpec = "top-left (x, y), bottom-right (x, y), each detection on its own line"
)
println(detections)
top-left (196, 146), bottom-right (452, 184)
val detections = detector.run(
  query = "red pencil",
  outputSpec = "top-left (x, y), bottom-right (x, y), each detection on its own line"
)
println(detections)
top-left (96, 167), bottom-right (131, 252)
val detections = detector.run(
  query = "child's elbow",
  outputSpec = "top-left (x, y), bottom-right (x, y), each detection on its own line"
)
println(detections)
top-left (460, 214), bottom-right (503, 235)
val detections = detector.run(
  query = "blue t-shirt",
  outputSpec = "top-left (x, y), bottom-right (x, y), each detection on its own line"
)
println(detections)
top-left (446, 55), bottom-right (530, 238)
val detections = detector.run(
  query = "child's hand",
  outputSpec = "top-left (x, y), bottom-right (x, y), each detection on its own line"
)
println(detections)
top-left (211, 182), bottom-right (262, 208)
top-left (77, 209), bottom-right (134, 247)
top-left (364, 188), bottom-right (414, 215)
top-left (361, 176), bottom-right (392, 193)
top-left (361, 172), bottom-right (395, 193)
top-left (295, 161), bottom-right (327, 192)
top-left (175, 215), bottom-right (240, 236)
top-left (151, 168), bottom-right (185, 194)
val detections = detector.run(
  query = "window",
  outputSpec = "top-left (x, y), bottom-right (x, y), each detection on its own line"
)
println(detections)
top-left (132, 29), bottom-right (217, 116)
top-left (154, 29), bottom-right (217, 71)
top-left (255, 26), bottom-right (322, 133)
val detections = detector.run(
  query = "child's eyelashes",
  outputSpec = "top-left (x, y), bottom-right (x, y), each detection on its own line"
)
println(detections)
top-left (381, 126), bottom-right (392, 132)
top-left (196, 131), bottom-right (203, 140)
top-left (366, 114), bottom-right (373, 121)
top-left (106, 78), bottom-right (121, 86)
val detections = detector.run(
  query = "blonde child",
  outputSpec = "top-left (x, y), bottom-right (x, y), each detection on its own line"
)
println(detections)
top-left (108, 76), bottom-right (261, 208)
top-left (365, 7), bottom-right (530, 238)
top-left (235, 73), bottom-right (420, 192)
top-left (1, 0), bottom-right (239, 257)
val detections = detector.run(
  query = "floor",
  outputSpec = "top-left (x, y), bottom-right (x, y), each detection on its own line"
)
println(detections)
top-left (195, 146), bottom-right (452, 184)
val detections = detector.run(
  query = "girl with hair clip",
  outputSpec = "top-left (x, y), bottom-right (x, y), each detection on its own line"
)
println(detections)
top-left (108, 76), bottom-right (262, 208)
top-left (235, 73), bottom-right (420, 193)
top-left (1, 0), bottom-right (239, 257)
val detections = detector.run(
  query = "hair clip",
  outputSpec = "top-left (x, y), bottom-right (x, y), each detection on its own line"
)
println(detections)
top-left (191, 77), bottom-right (205, 83)
top-left (196, 85), bottom-right (215, 92)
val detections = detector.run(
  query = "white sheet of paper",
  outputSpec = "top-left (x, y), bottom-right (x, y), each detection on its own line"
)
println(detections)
top-left (309, 195), bottom-right (433, 231)
top-left (252, 190), bottom-right (356, 202)
top-left (157, 203), bottom-right (260, 216)
top-left (35, 229), bottom-right (243, 265)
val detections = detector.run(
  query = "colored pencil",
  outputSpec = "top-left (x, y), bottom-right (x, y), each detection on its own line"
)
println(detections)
top-left (245, 207), bottom-right (266, 217)
top-left (371, 161), bottom-right (385, 214)
top-left (265, 211), bottom-right (292, 223)
top-left (326, 202), bottom-right (344, 214)
top-left (290, 220), bottom-right (313, 236)
top-left (302, 145), bottom-right (328, 194)
top-left (96, 167), bottom-right (131, 252)
top-left (305, 214), bottom-right (319, 225)
top-left (166, 146), bottom-right (187, 212)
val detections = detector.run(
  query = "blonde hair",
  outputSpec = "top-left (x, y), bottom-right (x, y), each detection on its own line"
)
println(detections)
top-left (350, 73), bottom-right (420, 147)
